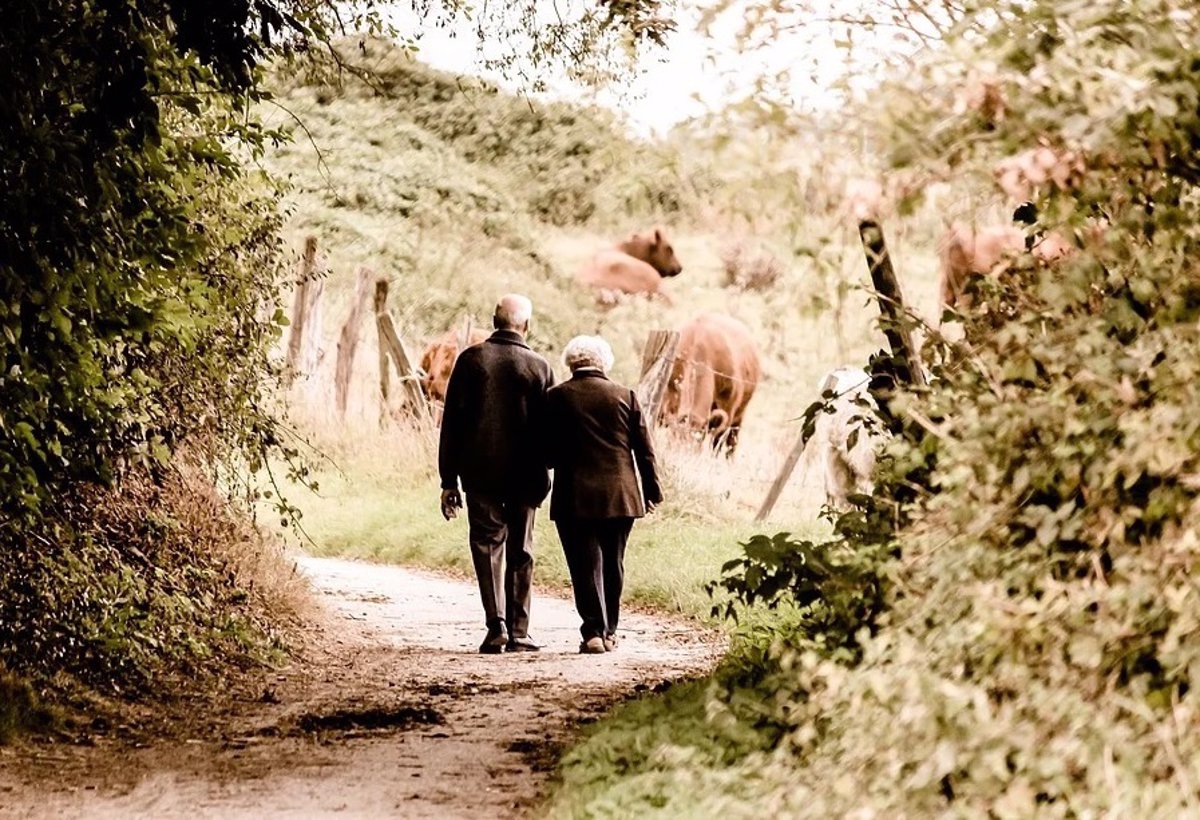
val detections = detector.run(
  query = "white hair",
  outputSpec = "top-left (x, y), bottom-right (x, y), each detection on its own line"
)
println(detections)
top-left (494, 294), bottom-right (533, 330)
top-left (563, 335), bottom-right (615, 373)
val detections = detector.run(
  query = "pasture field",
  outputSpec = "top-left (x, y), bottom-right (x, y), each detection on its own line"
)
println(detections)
top-left (260, 45), bottom-right (949, 618)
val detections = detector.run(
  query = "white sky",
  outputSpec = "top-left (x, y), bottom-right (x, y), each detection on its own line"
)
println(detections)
top-left (385, 2), bottom-right (910, 137)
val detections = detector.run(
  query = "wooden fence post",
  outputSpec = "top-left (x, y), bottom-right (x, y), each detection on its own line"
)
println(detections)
top-left (377, 314), bottom-right (429, 421)
top-left (285, 235), bottom-right (325, 386)
top-left (374, 279), bottom-right (392, 420)
top-left (755, 434), bottom-right (814, 523)
top-left (858, 219), bottom-right (926, 388)
top-left (333, 265), bottom-right (373, 420)
top-left (754, 372), bottom-right (846, 522)
top-left (373, 280), bottom-right (429, 423)
top-left (755, 220), bottom-right (924, 523)
top-left (636, 330), bottom-right (680, 427)
top-left (456, 316), bottom-right (475, 352)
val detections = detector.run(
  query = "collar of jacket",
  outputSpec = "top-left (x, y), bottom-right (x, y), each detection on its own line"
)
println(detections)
top-left (570, 369), bottom-right (609, 380)
top-left (487, 329), bottom-right (530, 349)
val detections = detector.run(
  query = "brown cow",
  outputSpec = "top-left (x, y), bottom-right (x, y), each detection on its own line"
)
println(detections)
top-left (938, 222), bottom-right (1074, 310)
top-left (660, 313), bottom-right (761, 454)
top-left (577, 227), bottom-right (683, 304)
top-left (419, 327), bottom-right (489, 408)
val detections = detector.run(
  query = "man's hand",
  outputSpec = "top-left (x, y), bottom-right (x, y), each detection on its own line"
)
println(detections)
top-left (440, 488), bottom-right (463, 521)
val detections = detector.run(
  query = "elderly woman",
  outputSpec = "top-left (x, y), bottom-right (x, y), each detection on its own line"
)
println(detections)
top-left (544, 335), bottom-right (663, 654)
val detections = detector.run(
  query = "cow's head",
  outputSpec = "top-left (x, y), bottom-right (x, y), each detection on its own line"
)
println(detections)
top-left (418, 344), bottom-right (457, 406)
top-left (622, 227), bottom-right (683, 278)
top-left (419, 329), bottom-right (487, 406)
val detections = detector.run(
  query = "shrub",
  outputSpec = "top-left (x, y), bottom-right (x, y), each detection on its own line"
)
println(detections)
top-left (719, 241), bottom-right (786, 292)
top-left (0, 666), bottom-right (56, 744)
top-left (553, 5), bottom-right (1200, 815)
top-left (0, 466), bottom-right (304, 694)
top-left (283, 40), bottom-right (697, 228)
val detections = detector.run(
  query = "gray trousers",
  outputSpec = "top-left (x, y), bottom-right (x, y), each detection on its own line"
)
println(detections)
top-left (465, 493), bottom-right (535, 639)
top-left (555, 517), bottom-right (633, 641)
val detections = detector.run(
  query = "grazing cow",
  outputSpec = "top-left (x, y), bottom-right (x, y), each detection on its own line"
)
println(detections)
top-left (660, 313), bottom-right (761, 454)
top-left (419, 327), bottom-right (489, 408)
top-left (937, 221), bottom-right (1074, 311)
top-left (577, 227), bottom-right (683, 304)
top-left (817, 367), bottom-right (882, 510)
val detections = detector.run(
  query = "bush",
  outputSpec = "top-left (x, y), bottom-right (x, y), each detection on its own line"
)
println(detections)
top-left (0, 666), bottom-right (56, 744)
top-left (283, 40), bottom-right (696, 228)
top-left (0, 466), bottom-right (303, 693)
top-left (549, 5), bottom-right (1200, 815)
top-left (719, 241), bottom-right (786, 292)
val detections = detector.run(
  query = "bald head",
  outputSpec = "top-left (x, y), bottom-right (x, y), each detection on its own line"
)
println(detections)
top-left (494, 294), bottom-right (533, 335)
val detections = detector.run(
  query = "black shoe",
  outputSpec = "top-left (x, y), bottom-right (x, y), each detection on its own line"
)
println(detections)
top-left (506, 637), bottom-right (541, 653)
top-left (479, 629), bottom-right (508, 654)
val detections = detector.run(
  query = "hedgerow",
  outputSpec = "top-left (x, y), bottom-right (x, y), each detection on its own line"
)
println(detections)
top-left (549, 2), bottom-right (1200, 815)
top-left (0, 0), bottom-right (337, 708)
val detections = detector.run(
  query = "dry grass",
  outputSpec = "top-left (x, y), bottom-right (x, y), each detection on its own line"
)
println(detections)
top-left (169, 463), bottom-right (314, 626)
top-left (271, 383), bottom-right (832, 620)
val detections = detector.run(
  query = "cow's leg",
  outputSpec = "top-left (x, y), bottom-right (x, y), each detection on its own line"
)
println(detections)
top-left (721, 424), bottom-right (740, 456)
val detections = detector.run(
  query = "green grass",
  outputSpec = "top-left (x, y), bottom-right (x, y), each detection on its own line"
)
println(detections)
top-left (280, 421), bottom-right (827, 620)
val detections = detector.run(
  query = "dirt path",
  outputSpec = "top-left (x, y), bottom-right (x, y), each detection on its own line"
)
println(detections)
top-left (0, 555), bottom-right (719, 819)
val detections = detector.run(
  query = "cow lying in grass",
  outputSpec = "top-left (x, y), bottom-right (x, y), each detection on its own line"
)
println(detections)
top-left (577, 227), bottom-right (683, 305)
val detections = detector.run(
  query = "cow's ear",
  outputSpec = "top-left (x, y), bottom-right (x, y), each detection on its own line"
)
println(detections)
top-left (654, 228), bottom-right (662, 246)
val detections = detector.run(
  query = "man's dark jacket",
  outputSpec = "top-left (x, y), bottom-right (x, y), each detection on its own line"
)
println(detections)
top-left (438, 330), bottom-right (555, 505)
top-left (544, 370), bottom-right (663, 521)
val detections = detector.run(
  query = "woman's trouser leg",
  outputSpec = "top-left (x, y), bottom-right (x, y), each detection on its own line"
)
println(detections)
top-left (600, 518), bottom-right (633, 637)
top-left (556, 517), bottom-right (607, 640)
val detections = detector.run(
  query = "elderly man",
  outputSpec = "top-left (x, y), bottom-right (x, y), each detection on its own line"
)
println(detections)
top-left (438, 295), bottom-right (555, 654)
top-left (544, 335), bottom-right (663, 654)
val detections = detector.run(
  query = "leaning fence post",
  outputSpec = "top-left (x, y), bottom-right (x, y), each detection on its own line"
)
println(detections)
top-left (755, 433), bottom-right (812, 523)
top-left (858, 219), bottom-right (926, 388)
top-left (334, 265), bottom-right (373, 420)
top-left (756, 220), bottom-right (924, 523)
top-left (636, 330), bottom-right (680, 427)
top-left (373, 283), bottom-right (429, 423)
top-left (374, 279), bottom-right (393, 422)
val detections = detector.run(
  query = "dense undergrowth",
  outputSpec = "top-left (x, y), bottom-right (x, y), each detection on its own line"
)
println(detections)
top-left (0, 0), bottom-right (354, 737)
top-left (546, 2), bottom-right (1200, 816)
top-left (0, 467), bottom-right (304, 696)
